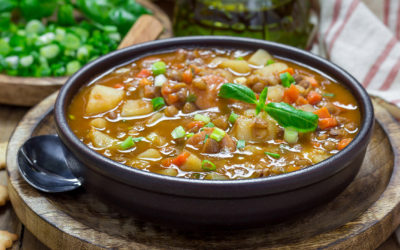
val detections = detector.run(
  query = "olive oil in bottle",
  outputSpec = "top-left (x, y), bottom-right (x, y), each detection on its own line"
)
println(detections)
top-left (173, 0), bottom-right (312, 48)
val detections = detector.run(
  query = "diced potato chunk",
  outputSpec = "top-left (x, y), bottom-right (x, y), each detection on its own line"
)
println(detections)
top-left (232, 115), bottom-right (280, 142)
top-left (156, 168), bottom-right (178, 176)
top-left (232, 116), bottom-right (254, 141)
top-left (248, 49), bottom-right (273, 66)
top-left (205, 172), bottom-right (228, 180)
top-left (86, 85), bottom-right (124, 115)
top-left (90, 118), bottom-right (107, 129)
top-left (234, 77), bottom-right (247, 85)
top-left (267, 85), bottom-right (284, 102)
top-left (137, 149), bottom-right (162, 161)
top-left (89, 129), bottom-right (116, 148)
top-left (255, 62), bottom-right (288, 77)
top-left (121, 100), bottom-right (153, 116)
top-left (181, 153), bottom-right (203, 172)
top-left (220, 60), bottom-right (250, 74)
top-left (147, 132), bottom-right (167, 146)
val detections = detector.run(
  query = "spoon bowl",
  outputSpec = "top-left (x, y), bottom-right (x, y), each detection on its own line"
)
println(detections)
top-left (17, 135), bottom-right (82, 193)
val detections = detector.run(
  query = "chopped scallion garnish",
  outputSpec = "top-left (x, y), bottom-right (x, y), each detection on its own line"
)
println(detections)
top-left (194, 114), bottom-right (210, 123)
top-left (152, 61), bottom-right (166, 75)
top-left (171, 126), bottom-right (186, 139)
top-left (210, 127), bottom-right (226, 142)
top-left (280, 72), bottom-right (295, 88)
top-left (229, 112), bottom-right (238, 123)
top-left (236, 139), bottom-right (245, 149)
top-left (236, 56), bottom-right (244, 60)
top-left (120, 136), bottom-right (134, 150)
top-left (204, 122), bottom-right (215, 128)
top-left (265, 152), bottom-right (281, 159)
top-left (201, 160), bottom-right (216, 171)
top-left (151, 97), bottom-right (165, 111)
top-left (323, 93), bottom-right (335, 97)
top-left (203, 134), bottom-right (209, 143)
top-left (284, 127), bottom-right (298, 144)
top-left (266, 59), bottom-right (275, 65)
top-left (187, 93), bottom-right (197, 102)
top-left (186, 133), bottom-right (194, 138)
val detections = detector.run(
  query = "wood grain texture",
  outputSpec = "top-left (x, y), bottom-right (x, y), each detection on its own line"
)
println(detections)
top-left (4, 92), bottom-right (400, 249)
top-left (0, 0), bottom-right (173, 107)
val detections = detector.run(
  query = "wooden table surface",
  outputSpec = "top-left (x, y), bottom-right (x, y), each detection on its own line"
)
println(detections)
top-left (0, 100), bottom-right (400, 250)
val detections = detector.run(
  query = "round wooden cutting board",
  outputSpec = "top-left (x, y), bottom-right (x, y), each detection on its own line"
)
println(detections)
top-left (0, 0), bottom-right (172, 107)
top-left (6, 92), bottom-right (400, 249)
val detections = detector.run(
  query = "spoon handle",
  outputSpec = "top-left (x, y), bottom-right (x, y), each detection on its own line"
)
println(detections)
top-left (117, 14), bottom-right (164, 50)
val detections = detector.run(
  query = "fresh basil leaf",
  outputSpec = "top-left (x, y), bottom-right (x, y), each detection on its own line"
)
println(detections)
top-left (256, 87), bottom-right (268, 115)
top-left (218, 83), bottom-right (257, 104)
top-left (265, 102), bottom-right (318, 132)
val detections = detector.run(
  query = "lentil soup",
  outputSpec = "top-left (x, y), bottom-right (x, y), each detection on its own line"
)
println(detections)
top-left (67, 48), bottom-right (361, 180)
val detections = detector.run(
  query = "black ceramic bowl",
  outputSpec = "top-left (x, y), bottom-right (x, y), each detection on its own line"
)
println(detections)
top-left (54, 36), bottom-right (374, 229)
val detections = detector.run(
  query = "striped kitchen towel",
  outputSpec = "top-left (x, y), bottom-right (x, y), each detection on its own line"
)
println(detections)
top-left (314, 0), bottom-right (400, 106)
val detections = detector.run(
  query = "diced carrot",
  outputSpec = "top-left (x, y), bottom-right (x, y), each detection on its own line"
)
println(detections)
top-left (136, 69), bottom-right (151, 78)
top-left (312, 141), bottom-right (321, 148)
top-left (296, 96), bottom-right (308, 105)
top-left (305, 76), bottom-right (318, 87)
top-left (182, 68), bottom-right (193, 84)
top-left (139, 78), bottom-right (152, 86)
top-left (286, 165), bottom-right (301, 173)
top-left (307, 91), bottom-right (322, 105)
top-left (314, 107), bottom-right (331, 118)
top-left (113, 83), bottom-right (124, 89)
top-left (279, 67), bottom-right (295, 75)
top-left (187, 121), bottom-right (205, 129)
top-left (283, 84), bottom-right (300, 104)
top-left (161, 158), bottom-right (174, 167)
top-left (172, 151), bottom-right (190, 166)
top-left (337, 138), bottom-right (352, 150)
top-left (318, 117), bottom-right (338, 130)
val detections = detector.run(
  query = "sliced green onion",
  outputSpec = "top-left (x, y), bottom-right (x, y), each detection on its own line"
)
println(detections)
top-left (237, 139), bottom-right (245, 149)
top-left (265, 152), bottom-right (281, 159)
top-left (229, 112), bottom-right (238, 123)
top-left (132, 137), bottom-right (144, 143)
top-left (4, 56), bottom-right (18, 69)
top-left (154, 74), bottom-right (167, 86)
top-left (108, 32), bottom-right (121, 42)
top-left (25, 19), bottom-right (45, 34)
top-left (0, 39), bottom-right (10, 56)
top-left (266, 59), bottom-right (275, 65)
top-left (194, 114), bottom-right (210, 123)
top-left (63, 33), bottom-right (81, 50)
top-left (152, 61), bottom-right (166, 76)
top-left (171, 126), bottom-right (186, 139)
top-left (280, 72), bottom-right (295, 88)
top-left (186, 93), bottom-right (197, 102)
top-left (210, 127), bottom-right (226, 142)
top-left (284, 127), bottom-right (298, 144)
top-left (323, 93), bottom-right (335, 97)
top-left (203, 134), bottom-right (209, 143)
top-left (204, 122), bottom-right (215, 128)
top-left (151, 97), bottom-right (165, 111)
top-left (120, 136), bottom-right (135, 150)
top-left (202, 160), bottom-right (216, 171)
top-left (20, 55), bottom-right (33, 68)
top-left (186, 133), bottom-right (194, 138)
top-left (40, 44), bottom-right (60, 59)
top-left (77, 46), bottom-right (90, 61)
top-left (236, 56), bottom-right (244, 60)
top-left (66, 60), bottom-right (81, 75)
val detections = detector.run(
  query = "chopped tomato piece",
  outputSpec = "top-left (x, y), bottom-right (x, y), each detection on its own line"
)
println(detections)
top-left (305, 76), bottom-right (319, 87)
top-left (337, 138), bottom-right (352, 150)
top-left (314, 107), bottom-right (331, 118)
top-left (187, 121), bottom-right (205, 129)
top-left (113, 83), bottom-right (124, 89)
top-left (139, 78), bottom-right (152, 86)
top-left (318, 117), bottom-right (338, 130)
top-left (283, 84), bottom-right (300, 104)
top-left (136, 69), bottom-right (151, 78)
top-left (296, 96), bottom-right (308, 105)
top-left (279, 67), bottom-right (295, 75)
top-left (182, 68), bottom-right (193, 84)
top-left (172, 151), bottom-right (190, 166)
top-left (307, 91), bottom-right (322, 105)
top-left (161, 158), bottom-right (174, 167)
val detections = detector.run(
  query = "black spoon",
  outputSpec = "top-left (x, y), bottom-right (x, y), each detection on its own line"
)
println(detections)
top-left (18, 135), bottom-right (83, 193)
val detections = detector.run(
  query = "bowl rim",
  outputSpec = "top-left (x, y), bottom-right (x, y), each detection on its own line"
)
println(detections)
top-left (55, 36), bottom-right (374, 199)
